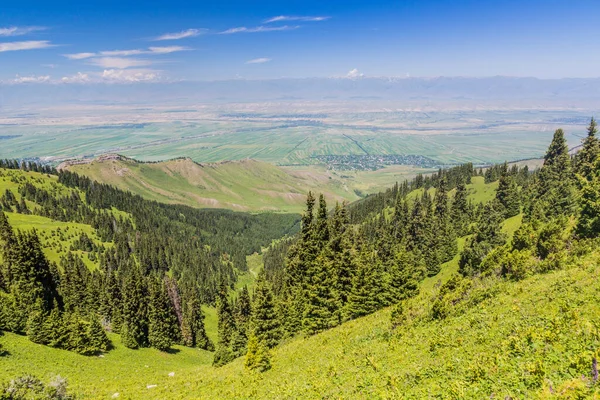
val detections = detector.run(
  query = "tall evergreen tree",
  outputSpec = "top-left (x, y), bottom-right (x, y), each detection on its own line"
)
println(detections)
top-left (213, 281), bottom-right (235, 366)
top-left (343, 246), bottom-right (387, 320)
top-left (451, 183), bottom-right (471, 236)
top-left (120, 267), bottom-right (148, 349)
top-left (181, 289), bottom-right (213, 350)
top-left (148, 277), bottom-right (176, 351)
top-left (530, 129), bottom-right (576, 219)
top-left (574, 117), bottom-right (599, 180)
top-left (252, 272), bottom-right (281, 348)
top-left (496, 162), bottom-right (521, 218)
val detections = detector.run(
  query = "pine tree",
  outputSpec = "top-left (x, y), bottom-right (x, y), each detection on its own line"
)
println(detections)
top-left (314, 194), bottom-right (330, 245)
top-left (302, 250), bottom-right (339, 335)
top-left (26, 300), bottom-right (48, 345)
top-left (44, 305), bottom-right (66, 348)
top-left (244, 332), bottom-right (271, 372)
top-left (252, 272), bottom-right (281, 348)
top-left (231, 286), bottom-right (252, 356)
top-left (430, 177), bottom-right (457, 273)
top-left (120, 267), bottom-right (148, 349)
top-left (148, 277), bottom-right (176, 351)
top-left (576, 158), bottom-right (600, 239)
top-left (496, 163), bottom-right (521, 218)
top-left (451, 183), bottom-right (471, 236)
top-left (213, 281), bottom-right (235, 366)
top-left (530, 129), bottom-right (576, 219)
top-left (574, 117), bottom-right (599, 180)
top-left (343, 247), bottom-right (386, 320)
top-left (86, 314), bottom-right (110, 353)
top-left (181, 290), bottom-right (213, 350)
top-left (459, 202), bottom-right (506, 276)
top-left (388, 247), bottom-right (424, 302)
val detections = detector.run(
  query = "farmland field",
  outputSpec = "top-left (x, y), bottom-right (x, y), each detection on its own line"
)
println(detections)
top-left (0, 104), bottom-right (591, 167)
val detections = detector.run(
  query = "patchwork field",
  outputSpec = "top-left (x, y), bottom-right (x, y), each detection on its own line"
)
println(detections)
top-left (0, 105), bottom-right (591, 167)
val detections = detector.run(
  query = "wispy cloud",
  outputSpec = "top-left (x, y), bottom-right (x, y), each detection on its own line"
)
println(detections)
top-left (246, 57), bottom-right (271, 64)
top-left (101, 68), bottom-right (161, 82)
top-left (154, 28), bottom-right (204, 41)
top-left (100, 49), bottom-right (145, 57)
top-left (0, 26), bottom-right (46, 37)
top-left (64, 52), bottom-right (96, 60)
top-left (0, 40), bottom-right (55, 52)
top-left (11, 74), bottom-right (51, 84)
top-left (65, 46), bottom-right (188, 61)
top-left (147, 46), bottom-right (189, 54)
top-left (220, 25), bottom-right (299, 34)
top-left (264, 16), bottom-right (330, 23)
top-left (88, 57), bottom-right (154, 69)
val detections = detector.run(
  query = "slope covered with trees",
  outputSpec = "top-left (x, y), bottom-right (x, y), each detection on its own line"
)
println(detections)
top-left (0, 164), bottom-right (299, 356)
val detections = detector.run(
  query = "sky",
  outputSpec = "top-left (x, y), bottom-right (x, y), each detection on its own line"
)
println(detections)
top-left (1, 0), bottom-right (600, 84)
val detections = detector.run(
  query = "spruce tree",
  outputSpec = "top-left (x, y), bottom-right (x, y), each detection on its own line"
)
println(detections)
top-left (26, 300), bottom-right (48, 345)
top-left (244, 332), bottom-right (271, 372)
top-left (496, 163), bottom-right (521, 218)
top-left (574, 117), bottom-right (599, 180)
top-left (181, 290), bottom-right (213, 350)
top-left (302, 250), bottom-right (339, 335)
top-left (231, 286), bottom-right (252, 356)
top-left (451, 183), bottom-right (471, 236)
top-left (213, 281), bottom-right (235, 366)
top-left (148, 277), bottom-right (175, 351)
top-left (576, 158), bottom-right (600, 238)
top-left (252, 272), bottom-right (281, 348)
top-left (530, 129), bottom-right (576, 219)
top-left (343, 247), bottom-right (387, 320)
top-left (86, 314), bottom-right (110, 353)
top-left (120, 267), bottom-right (148, 349)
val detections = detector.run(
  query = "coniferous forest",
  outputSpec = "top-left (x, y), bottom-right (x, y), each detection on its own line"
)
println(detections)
top-left (1, 119), bottom-right (600, 398)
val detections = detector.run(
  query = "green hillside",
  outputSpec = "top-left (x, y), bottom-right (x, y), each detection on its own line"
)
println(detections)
top-left (2, 226), bottom-right (598, 399)
top-left (62, 156), bottom-right (359, 213)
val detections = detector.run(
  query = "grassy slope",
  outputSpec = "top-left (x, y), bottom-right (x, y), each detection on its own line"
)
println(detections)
top-left (66, 157), bottom-right (436, 214)
top-left (3, 218), bottom-right (598, 398)
top-left (6, 176), bottom-right (587, 399)
top-left (65, 157), bottom-right (360, 213)
top-left (8, 170), bottom-right (591, 399)
top-left (0, 170), bottom-right (115, 269)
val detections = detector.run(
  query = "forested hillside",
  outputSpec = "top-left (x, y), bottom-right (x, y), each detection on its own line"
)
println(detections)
top-left (0, 164), bottom-right (298, 356)
top-left (1, 119), bottom-right (600, 399)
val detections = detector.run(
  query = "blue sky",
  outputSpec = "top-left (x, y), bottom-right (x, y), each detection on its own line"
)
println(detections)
top-left (1, 0), bottom-right (599, 83)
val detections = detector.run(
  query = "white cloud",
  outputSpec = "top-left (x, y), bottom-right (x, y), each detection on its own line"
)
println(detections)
top-left (220, 25), bottom-right (299, 34)
top-left (101, 69), bottom-right (161, 82)
top-left (264, 16), bottom-right (330, 23)
top-left (88, 57), bottom-right (153, 69)
top-left (147, 46), bottom-right (189, 54)
top-left (0, 26), bottom-right (46, 37)
top-left (64, 52), bottom-right (96, 60)
top-left (154, 28), bottom-right (204, 41)
top-left (61, 72), bottom-right (90, 84)
top-left (11, 75), bottom-right (51, 84)
top-left (65, 46), bottom-right (188, 62)
top-left (246, 57), bottom-right (271, 64)
top-left (100, 49), bottom-right (145, 57)
top-left (346, 68), bottom-right (364, 79)
top-left (0, 40), bottom-right (54, 52)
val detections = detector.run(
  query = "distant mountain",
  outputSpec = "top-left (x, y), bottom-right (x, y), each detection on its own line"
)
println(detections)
top-left (3, 76), bottom-right (600, 108)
